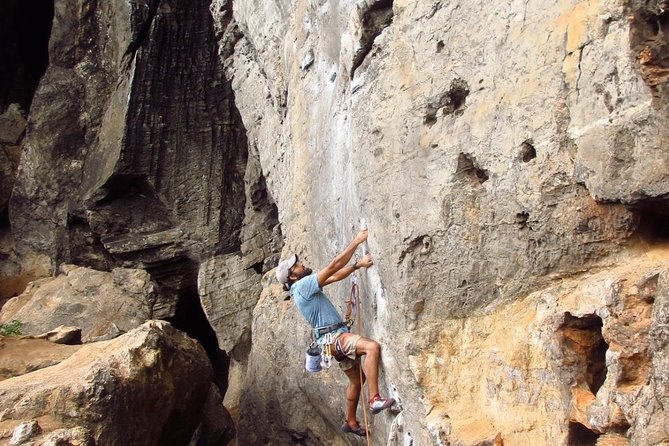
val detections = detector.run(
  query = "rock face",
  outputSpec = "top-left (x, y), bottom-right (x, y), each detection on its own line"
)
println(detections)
top-left (0, 265), bottom-right (154, 342)
top-left (217, 0), bottom-right (669, 444)
top-left (412, 251), bottom-right (669, 445)
top-left (0, 320), bottom-right (213, 446)
top-left (4, 0), bottom-right (280, 312)
top-left (2, 0), bottom-right (669, 445)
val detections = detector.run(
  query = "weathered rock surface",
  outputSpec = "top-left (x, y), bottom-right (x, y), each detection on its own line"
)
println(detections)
top-left (3, 0), bottom-right (279, 319)
top-left (0, 320), bottom-right (213, 446)
top-left (0, 265), bottom-right (154, 342)
top-left (188, 384), bottom-right (236, 446)
top-left (412, 249), bottom-right (669, 445)
top-left (218, 0), bottom-right (669, 444)
top-left (198, 254), bottom-right (262, 353)
top-left (2, 0), bottom-right (669, 445)
top-left (0, 337), bottom-right (81, 381)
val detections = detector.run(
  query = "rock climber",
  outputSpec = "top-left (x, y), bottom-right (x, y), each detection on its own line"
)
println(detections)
top-left (275, 228), bottom-right (395, 437)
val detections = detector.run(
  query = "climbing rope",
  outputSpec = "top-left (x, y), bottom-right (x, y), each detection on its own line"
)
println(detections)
top-left (351, 272), bottom-right (372, 446)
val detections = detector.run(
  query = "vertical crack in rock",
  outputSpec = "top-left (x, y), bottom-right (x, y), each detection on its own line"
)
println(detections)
top-left (168, 282), bottom-right (230, 396)
top-left (424, 78), bottom-right (470, 126)
top-left (0, 0), bottom-right (54, 113)
top-left (350, 0), bottom-right (394, 78)
top-left (455, 152), bottom-right (489, 184)
top-left (123, 0), bottom-right (161, 68)
top-left (575, 44), bottom-right (586, 98)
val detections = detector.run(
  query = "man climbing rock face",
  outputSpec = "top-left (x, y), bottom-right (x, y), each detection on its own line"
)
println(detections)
top-left (276, 229), bottom-right (395, 437)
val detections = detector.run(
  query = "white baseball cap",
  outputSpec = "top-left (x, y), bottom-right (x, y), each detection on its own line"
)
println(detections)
top-left (275, 254), bottom-right (298, 285)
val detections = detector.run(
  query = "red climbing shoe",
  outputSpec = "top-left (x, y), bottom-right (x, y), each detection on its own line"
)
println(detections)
top-left (369, 394), bottom-right (395, 414)
top-left (341, 422), bottom-right (367, 436)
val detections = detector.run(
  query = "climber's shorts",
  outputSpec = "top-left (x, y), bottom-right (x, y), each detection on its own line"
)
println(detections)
top-left (334, 333), bottom-right (361, 371)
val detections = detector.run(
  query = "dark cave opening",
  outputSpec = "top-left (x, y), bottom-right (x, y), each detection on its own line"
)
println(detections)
top-left (0, 0), bottom-right (54, 112)
top-left (0, 206), bottom-right (9, 231)
top-left (631, 202), bottom-right (669, 241)
top-left (567, 422), bottom-right (599, 446)
top-left (560, 312), bottom-right (609, 395)
top-left (167, 285), bottom-right (230, 397)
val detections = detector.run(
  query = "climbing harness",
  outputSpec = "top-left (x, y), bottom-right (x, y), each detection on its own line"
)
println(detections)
top-left (314, 321), bottom-right (349, 339)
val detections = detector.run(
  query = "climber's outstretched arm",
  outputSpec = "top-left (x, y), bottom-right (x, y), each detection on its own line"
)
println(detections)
top-left (321, 254), bottom-right (373, 286)
top-left (317, 229), bottom-right (368, 287)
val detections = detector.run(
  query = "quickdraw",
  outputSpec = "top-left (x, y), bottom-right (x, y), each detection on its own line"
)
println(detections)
top-left (318, 331), bottom-right (337, 369)
top-left (344, 274), bottom-right (358, 327)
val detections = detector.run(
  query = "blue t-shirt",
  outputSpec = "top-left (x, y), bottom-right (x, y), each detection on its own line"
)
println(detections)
top-left (291, 274), bottom-right (345, 335)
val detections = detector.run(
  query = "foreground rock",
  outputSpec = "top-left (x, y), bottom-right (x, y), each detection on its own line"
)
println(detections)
top-left (0, 320), bottom-right (213, 446)
top-left (0, 266), bottom-right (155, 342)
top-left (0, 337), bottom-right (81, 381)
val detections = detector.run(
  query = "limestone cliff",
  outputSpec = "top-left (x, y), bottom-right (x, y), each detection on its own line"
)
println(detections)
top-left (1, 0), bottom-right (669, 445)
top-left (218, 0), bottom-right (669, 444)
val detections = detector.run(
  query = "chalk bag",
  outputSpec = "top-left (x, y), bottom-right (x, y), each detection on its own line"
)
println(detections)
top-left (305, 341), bottom-right (322, 373)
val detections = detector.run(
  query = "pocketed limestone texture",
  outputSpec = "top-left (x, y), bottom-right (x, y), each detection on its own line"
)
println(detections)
top-left (219, 0), bottom-right (669, 444)
top-left (2, 0), bottom-right (669, 445)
